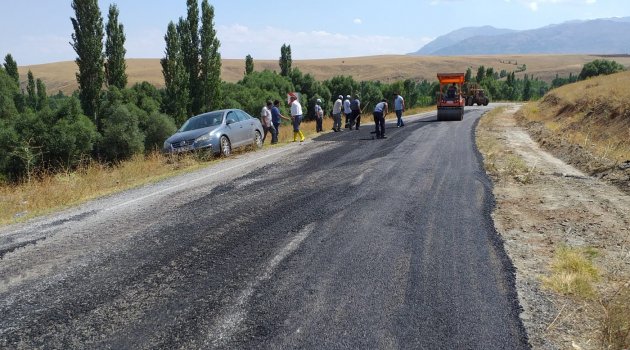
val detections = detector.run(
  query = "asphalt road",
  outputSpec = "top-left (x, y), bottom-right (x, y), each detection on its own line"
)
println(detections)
top-left (0, 106), bottom-right (530, 349)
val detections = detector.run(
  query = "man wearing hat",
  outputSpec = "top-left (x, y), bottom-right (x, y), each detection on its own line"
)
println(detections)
top-left (315, 98), bottom-right (324, 133)
top-left (332, 95), bottom-right (343, 132)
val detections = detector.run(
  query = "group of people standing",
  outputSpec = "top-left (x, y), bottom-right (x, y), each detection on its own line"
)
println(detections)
top-left (260, 91), bottom-right (405, 144)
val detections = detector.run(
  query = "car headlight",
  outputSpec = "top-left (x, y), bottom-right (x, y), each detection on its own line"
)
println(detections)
top-left (195, 134), bottom-right (211, 143)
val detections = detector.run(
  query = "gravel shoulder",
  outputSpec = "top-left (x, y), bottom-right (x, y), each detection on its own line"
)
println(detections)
top-left (476, 105), bottom-right (630, 349)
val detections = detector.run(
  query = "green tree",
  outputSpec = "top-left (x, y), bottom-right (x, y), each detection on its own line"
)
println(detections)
top-left (476, 65), bottom-right (485, 83)
top-left (523, 74), bottom-right (532, 101)
top-left (199, 0), bottom-right (221, 112)
top-left (105, 4), bottom-right (127, 89)
top-left (0, 68), bottom-right (19, 119)
top-left (180, 0), bottom-right (202, 114)
top-left (36, 78), bottom-right (47, 110)
top-left (70, 0), bottom-right (105, 126)
top-left (279, 43), bottom-right (292, 77)
top-left (99, 104), bottom-right (144, 161)
top-left (464, 67), bottom-right (472, 83)
top-left (245, 54), bottom-right (254, 75)
top-left (161, 21), bottom-right (190, 126)
top-left (26, 71), bottom-right (37, 110)
top-left (579, 59), bottom-right (625, 80)
top-left (3, 54), bottom-right (19, 86)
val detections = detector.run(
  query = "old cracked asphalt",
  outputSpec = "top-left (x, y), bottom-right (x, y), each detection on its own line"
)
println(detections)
top-left (0, 107), bottom-right (529, 349)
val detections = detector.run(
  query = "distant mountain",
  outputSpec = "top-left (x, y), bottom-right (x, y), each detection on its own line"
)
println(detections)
top-left (412, 17), bottom-right (630, 55)
top-left (412, 26), bottom-right (516, 55)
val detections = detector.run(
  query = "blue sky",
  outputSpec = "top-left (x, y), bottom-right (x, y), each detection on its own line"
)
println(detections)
top-left (0, 0), bottom-right (627, 66)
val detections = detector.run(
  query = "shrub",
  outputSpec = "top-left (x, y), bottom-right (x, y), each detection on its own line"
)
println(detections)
top-left (98, 104), bottom-right (144, 161)
top-left (143, 112), bottom-right (177, 152)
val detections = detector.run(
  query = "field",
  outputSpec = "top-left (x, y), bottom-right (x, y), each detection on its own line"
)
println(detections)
top-left (18, 54), bottom-right (630, 96)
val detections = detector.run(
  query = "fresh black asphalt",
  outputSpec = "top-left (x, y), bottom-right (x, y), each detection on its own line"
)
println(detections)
top-left (0, 107), bottom-right (530, 349)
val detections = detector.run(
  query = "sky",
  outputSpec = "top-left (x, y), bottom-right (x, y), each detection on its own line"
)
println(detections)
top-left (0, 0), bottom-right (628, 66)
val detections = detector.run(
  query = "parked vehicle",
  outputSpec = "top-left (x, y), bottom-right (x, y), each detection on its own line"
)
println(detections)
top-left (163, 109), bottom-right (263, 156)
top-left (463, 83), bottom-right (490, 106)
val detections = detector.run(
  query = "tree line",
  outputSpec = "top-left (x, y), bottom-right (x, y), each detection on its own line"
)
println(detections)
top-left (0, 0), bottom-right (626, 183)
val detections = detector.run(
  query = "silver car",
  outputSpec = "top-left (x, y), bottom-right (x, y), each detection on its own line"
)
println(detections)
top-left (163, 109), bottom-right (263, 156)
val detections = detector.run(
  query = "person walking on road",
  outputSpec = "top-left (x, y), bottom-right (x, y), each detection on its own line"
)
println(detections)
top-left (260, 100), bottom-right (276, 144)
top-left (271, 100), bottom-right (290, 143)
top-left (290, 95), bottom-right (305, 142)
top-left (332, 95), bottom-right (343, 132)
top-left (373, 99), bottom-right (388, 139)
top-left (350, 94), bottom-right (361, 130)
top-left (343, 95), bottom-right (352, 129)
top-left (394, 92), bottom-right (405, 127)
top-left (315, 99), bottom-right (324, 133)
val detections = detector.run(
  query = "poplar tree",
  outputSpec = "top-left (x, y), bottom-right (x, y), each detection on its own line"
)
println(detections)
top-left (245, 54), bottom-right (254, 75)
top-left (70, 0), bottom-right (104, 125)
top-left (3, 54), bottom-right (19, 86)
top-left (161, 21), bottom-right (190, 126)
top-left (180, 0), bottom-right (201, 115)
top-left (26, 71), bottom-right (37, 110)
top-left (105, 4), bottom-right (127, 89)
top-left (36, 78), bottom-right (47, 110)
top-left (279, 44), bottom-right (292, 77)
top-left (199, 0), bottom-right (221, 112)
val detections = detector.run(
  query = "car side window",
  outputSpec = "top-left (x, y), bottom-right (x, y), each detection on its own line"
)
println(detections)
top-left (226, 111), bottom-right (238, 124)
top-left (235, 110), bottom-right (251, 122)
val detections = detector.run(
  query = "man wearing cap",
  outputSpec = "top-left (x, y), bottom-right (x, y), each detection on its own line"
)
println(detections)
top-left (290, 95), bottom-right (305, 142)
top-left (314, 99), bottom-right (324, 133)
top-left (343, 95), bottom-right (352, 129)
top-left (260, 100), bottom-right (276, 144)
top-left (332, 95), bottom-right (343, 132)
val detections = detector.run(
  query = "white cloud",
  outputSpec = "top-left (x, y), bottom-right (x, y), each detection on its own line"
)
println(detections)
top-left (528, 1), bottom-right (539, 11)
top-left (216, 24), bottom-right (430, 60)
top-left (353, 18), bottom-right (362, 24)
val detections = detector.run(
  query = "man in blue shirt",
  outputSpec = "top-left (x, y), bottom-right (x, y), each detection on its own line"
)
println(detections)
top-left (271, 100), bottom-right (290, 144)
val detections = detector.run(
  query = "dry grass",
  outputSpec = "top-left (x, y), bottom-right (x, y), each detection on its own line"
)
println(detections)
top-left (20, 55), bottom-right (630, 96)
top-left (602, 285), bottom-right (630, 349)
top-left (542, 246), bottom-right (600, 299)
top-left (521, 71), bottom-right (630, 164)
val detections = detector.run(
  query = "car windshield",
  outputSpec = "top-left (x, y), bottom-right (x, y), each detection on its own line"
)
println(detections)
top-left (179, 112), bottom-right (223, 132)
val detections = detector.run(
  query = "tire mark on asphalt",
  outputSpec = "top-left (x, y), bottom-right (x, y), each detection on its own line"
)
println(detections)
top-left (204, 223), bottom-right (315, 348)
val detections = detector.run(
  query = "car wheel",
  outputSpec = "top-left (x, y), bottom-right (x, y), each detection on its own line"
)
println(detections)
top-left (254, 130), bottom-right (262, 149)
top-left (220, 136), bottom-right (231, 157)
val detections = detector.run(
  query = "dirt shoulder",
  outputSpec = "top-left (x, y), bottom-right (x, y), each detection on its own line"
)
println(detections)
top-left (476, 105), bottom-right (630, 349)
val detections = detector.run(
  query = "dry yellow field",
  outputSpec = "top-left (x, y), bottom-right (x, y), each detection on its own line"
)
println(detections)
top-left (18, 54), bottom-right (630, 96)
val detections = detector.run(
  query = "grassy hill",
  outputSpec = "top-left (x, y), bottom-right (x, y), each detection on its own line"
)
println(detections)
top-left (19, 54), bottom-right (630, 96)
top-left (518, 70), bottom-right (630, 192)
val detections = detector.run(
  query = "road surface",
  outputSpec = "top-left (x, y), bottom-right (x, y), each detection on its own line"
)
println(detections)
top-left (0, 107), bottom-right (529, 349)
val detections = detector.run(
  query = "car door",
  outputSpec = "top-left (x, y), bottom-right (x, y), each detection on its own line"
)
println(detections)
top-left (235, 110), bottom-right (258, 144)
top-left (225, 110), bottom-right (245, 146)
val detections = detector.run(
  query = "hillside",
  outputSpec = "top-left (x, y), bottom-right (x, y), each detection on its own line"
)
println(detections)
top-left (415, 17), bottom-right (630, 56)
top-left (19, 55), bottom-right (630, 96)
top-left (518, 70), bottom-right (630, 192)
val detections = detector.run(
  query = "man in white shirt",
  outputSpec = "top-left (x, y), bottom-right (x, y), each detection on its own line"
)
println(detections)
top-left (332, 95), bottom-right (343, 132)
top-left (315, 99), bottom-right (324, 133)
top-left (260, 100), bottom-right (276, 144)
top-left (343, 95), bottom-right (352, 129)
top-left (394, 92), bottom-right (405, 127)
top-left (290, 95), bottom-right (305, 142)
